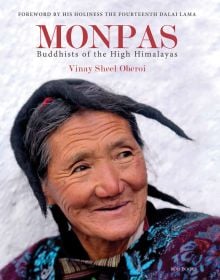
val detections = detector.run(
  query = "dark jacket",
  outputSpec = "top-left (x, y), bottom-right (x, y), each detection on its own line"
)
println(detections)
top-left (1, 203), bottom-right (220, 279)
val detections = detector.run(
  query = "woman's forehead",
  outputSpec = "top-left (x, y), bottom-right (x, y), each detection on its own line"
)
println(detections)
top-left (51, 110), bottom-right (131, 138)
top-left (47, 110), bottom-right (134, 150)
top-left (46, 110), bottom-right (138, 166)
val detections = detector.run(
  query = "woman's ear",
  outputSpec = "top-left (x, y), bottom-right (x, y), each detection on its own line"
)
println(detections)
top-left (41, 179), bottom-right (56, 206)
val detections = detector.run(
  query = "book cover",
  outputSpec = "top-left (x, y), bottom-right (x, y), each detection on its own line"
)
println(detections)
top-left (1, 1), bottom-right (219, 268)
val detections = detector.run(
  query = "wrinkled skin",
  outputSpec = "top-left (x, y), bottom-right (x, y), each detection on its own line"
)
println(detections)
top-left (43, 110), bottom-right (148, 260)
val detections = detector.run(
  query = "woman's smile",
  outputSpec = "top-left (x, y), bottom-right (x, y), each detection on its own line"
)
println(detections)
top-left (94, 200), bottom-right (130, 212)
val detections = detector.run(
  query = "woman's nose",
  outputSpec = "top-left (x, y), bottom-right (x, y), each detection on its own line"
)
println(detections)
top-left (94, 163), bottom-right (124, 198)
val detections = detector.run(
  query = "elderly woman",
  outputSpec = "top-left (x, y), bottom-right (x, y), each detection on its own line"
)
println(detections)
top-left (1, 79), bottom-right (220, 279)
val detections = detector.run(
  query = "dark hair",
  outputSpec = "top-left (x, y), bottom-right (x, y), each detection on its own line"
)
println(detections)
top-left (11, 79), bottom-right (190, 215)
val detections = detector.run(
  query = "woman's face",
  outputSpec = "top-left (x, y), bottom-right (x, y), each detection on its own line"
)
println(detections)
top-left (43, 110), bottom-right (147, 244)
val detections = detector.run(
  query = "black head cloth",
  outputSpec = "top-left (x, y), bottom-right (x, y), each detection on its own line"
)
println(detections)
top-left (10, 79), bottom-right (190, 215)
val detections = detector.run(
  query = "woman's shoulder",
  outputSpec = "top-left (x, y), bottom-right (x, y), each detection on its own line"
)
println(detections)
top-left (156, 211), bottom-right (220, 279)
top-left (147, 202), bottom-right (220, 247)
top-left (0, 236), bottom-right (61, 280)
top-left (118, 211), bottom-right (220, 279)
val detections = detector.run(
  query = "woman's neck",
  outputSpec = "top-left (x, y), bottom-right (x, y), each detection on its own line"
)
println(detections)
top-left (73, 221), bottom-right (145, 260)
top-left (74, 233), bottom-right (129, 260)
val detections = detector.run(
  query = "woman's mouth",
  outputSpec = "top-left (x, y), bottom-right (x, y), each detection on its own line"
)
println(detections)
top-left (95, 201), bottom-right (129, 212)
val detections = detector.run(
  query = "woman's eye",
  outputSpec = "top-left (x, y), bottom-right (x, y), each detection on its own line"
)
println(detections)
top-left (118, 151), bottom-right (133, 159)
top-left (73, 165), bottom-right (89, 173)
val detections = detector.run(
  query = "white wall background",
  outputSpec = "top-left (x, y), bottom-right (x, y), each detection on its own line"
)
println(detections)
top-left (0, 0), bottom-right (219, 268)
